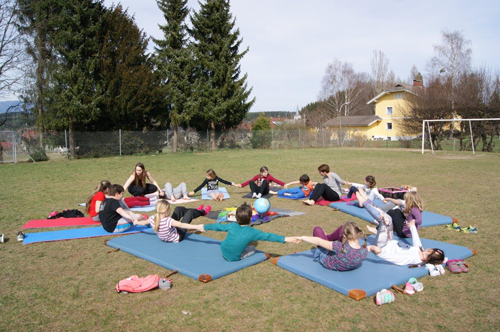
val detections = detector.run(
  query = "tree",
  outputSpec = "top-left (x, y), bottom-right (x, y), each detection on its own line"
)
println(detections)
top-left (188, 0), bottom-right (254, 151)
top-left (153, 0), bottom-right (191, 152)
top-left (96, 4), bottom-right (161, 131)
top-left (370, 50), bottom-right (392, 94)
top-left (0, 0), bottom-right (23, 98)
top-left (408, 65), bottom-right (423, 85)
top-left (250, 114), bottom-right (271, 148)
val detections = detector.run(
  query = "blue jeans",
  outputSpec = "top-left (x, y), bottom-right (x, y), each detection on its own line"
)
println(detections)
top-left (277, 187), bottom-right (305, 199)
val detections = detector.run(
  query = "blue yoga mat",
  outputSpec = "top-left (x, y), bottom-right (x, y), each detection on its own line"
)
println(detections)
top-left (274, 236), bottom-right (474, 300)
top-left (23, 225), bottom-right (150, 245)
top-left (106, 230), bottom-right (268, 282)
top-left (201, 187), bottom-right (230, 200)
top-left (130, 205), bottom-right (156, 212)
top-left (329, 200), bottom-right (455, 227)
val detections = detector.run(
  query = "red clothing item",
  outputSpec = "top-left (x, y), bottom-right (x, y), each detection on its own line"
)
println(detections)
top-left (241, 174), bottom-right (285, 187)
top-left (124, 196), bottom-right (151, 207)
top-left (89, 192), bottom-right (105, 217)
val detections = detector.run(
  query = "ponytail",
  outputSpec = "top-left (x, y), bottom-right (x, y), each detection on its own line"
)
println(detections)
top-left (85, 180), bottom-right (111, 214)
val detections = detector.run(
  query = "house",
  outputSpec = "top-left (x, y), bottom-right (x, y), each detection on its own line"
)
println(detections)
top-left (324, 83), bottom-right (419, 141)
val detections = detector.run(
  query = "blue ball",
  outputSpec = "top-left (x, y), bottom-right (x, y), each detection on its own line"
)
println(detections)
top-left (254, 198), bottom-right (271, 214)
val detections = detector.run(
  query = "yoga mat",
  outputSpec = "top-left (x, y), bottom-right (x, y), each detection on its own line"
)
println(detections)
top-left (206, 208), bottom-right (305, 222)
top-left (201, 187), bottom-right (230, 200)
top-left (167, 198), bottom-right (199, 205)
top-left (129, 205), bottom-right (156, 212)
top-left (273, 236), bottom-right (475, 300)
top-left (106, 230), bottom-right (269, 282)
top-left (329, 200), bottom-right (457, 227)
top-left (23, 225), bottom-right (150, 245)
top-left (22, 217), bottom-right (99, 229)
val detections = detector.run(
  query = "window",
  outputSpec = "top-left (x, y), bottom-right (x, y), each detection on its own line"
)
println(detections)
top-left (386, 106), bottom-right (393, 115)
top-left (386, 122), bottom-right (393, 130)
top-left (394, 93), bottom-right (405, 99)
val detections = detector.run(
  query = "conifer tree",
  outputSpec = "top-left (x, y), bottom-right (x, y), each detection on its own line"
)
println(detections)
top-left (188, 0), bottom-right (254, 150)
top-left (153, 0), bottom-right (191, 152)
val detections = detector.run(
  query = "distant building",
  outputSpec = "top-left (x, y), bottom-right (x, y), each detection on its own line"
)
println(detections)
top-left (293, 109), bottom-right (301, 120)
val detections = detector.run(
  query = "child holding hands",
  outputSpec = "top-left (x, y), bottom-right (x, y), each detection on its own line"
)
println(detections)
top-left (189, 169), bottom-right (237, 201)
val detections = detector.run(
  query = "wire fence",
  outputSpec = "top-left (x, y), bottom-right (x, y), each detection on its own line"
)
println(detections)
top-left (0, 127), bottom-right (498, 163)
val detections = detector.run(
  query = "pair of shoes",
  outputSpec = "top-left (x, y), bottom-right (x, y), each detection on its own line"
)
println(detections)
top-left (404, 282), bottom-right (415, 295)
top-left (375, 289), bottom-right (395, 305)
top-left (252, 192), bottom-right (257, 198)
top-left (408, 278), bottom-right (424, 292)
top-left (196, 204), bottom-right (204, 211)
top-left (447, 259), bottom-right (469, 273)
top-left (17, 231), bottom-right (25, 242)
top-left (256, 193), bottom-right (262, 199)
top-left (460, 226), bottom-right (477, 234)
top-left (202, 205), bottom-right (211, 216)
top-left (445, 222), bottom-right (461, 231)
top-left (0, 234), bottom-right (4, 243)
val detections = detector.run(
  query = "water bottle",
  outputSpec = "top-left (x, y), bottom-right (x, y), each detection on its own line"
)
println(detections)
top-left (159, 278), bottom-right (172, 290)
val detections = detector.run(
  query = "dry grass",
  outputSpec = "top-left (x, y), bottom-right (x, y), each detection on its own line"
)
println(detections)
top-left (0, 148), bottom-right (499, 331)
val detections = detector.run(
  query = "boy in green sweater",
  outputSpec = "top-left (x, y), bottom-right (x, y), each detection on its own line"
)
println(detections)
top-left (203, 203), bottom-right (301, 261)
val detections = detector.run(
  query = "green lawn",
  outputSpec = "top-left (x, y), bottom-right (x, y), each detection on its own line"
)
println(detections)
top-left (1, 148), bottom-right (498, 331)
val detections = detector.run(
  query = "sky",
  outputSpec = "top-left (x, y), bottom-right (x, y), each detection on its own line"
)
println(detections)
top-left (12, 0), bottom-right (500, 113)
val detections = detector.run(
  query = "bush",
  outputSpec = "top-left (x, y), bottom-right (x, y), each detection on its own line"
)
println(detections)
top-left (251, 115), bottom-right (272, 149)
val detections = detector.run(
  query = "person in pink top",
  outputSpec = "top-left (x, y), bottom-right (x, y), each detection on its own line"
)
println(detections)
top-left (237, 166), bottom-right (286, 198)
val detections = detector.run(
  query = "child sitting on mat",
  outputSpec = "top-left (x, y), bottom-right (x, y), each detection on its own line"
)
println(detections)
top-left (345, 175), bottom-right (385, 207)
top-left (382, 192), bottom-right (423, 238)
top-left (299, 221), bottom-right (374, 271)
top-left (149, 200), bottom-right (210, 242)
top-left (270, 174), bottom-right (314, 199)
top-left (369, 219), bottom-right (445, 267)
top-left (85, 180), bottom-right (111, 221)
top-left (98, 184), bottom-right (146, 233)
top-left (238, 166), bottom-right (286, 199)
top-left (202, 203), bottom-right (301, 261)
top-left (189, 169), bottom-right (237, 201)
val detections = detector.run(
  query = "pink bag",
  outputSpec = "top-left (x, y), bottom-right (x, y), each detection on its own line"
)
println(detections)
top-left (116, 275), bottom-right (161, 293)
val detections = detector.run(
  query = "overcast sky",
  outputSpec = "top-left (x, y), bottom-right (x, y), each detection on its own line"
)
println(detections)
top-left (29, 1), bottom-right (500, 112)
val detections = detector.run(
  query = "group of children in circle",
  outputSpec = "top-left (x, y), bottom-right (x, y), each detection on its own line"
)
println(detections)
top-left (85, 162), bottom-right (445, 270)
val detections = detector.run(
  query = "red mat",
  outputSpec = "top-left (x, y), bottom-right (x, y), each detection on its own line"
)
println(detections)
top-left (22, 217), bottom-right (100, 229)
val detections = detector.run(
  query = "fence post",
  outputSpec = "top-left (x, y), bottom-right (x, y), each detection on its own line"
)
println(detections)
top-left (64, 130), bottom-right (68, 159)
top-left (299, 128), bottom-right (301, 148)
top-left (119, 129), bottom-right (122, 156)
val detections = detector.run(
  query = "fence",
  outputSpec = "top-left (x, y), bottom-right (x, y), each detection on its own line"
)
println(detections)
top-left (0, 127), bottom-right (498, 162)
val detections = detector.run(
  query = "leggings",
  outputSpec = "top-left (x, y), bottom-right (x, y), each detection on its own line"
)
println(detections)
top-left (171, 206), bottom-right (203, 241)
top-left (309, 183), bottom-right (340, 202)
top-left (128, 183), bottom-right (157, 197)
top-left (313, 225), bottom-right (343, 242)
top-left (249, 180), bottom-right (269, 195)
top-left (124, 196), bottom-right (151, 207)
top-left (113, 218), bottom-right (133, 233)
top-left (164, 182), bottom-right (188, 199)
top-left (388, 209), bottom-right (407, 238)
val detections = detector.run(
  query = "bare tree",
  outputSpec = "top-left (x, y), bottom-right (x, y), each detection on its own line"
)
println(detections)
top-left (0, 0), bottom-right (23, 98)
top-left (370, 50), bottom-right (391, 93)
top-left (408, 65), bottom-right (423, 85)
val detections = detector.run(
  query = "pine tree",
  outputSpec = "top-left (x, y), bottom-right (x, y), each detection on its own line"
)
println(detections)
top-left (153, 0), bottom-right (191, 152)
top-left (188, 0), bottom-right (254, 150)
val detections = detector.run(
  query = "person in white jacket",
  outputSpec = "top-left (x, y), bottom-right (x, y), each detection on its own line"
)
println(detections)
top-left (345, 175), bottom-right (385, 207)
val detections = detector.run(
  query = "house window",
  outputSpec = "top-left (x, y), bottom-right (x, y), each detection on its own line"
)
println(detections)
top-left (394, 93), bottom-right (405, 100)
top-left (386, 122), bottom-right (393, 130)
top-left (386, 106), bottom-right (393, 115)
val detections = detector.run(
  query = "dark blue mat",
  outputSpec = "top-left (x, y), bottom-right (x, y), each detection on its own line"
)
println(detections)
top-left (106, 230), bottom-right (269, 282)
top-left (329, 200), bottom-right (455, 227)
top-left (274, 236), bottom-right (474, 300)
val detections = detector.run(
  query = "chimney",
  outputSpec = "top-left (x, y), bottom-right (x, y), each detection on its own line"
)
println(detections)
top-left (413, 80), bottom-right (423, 87)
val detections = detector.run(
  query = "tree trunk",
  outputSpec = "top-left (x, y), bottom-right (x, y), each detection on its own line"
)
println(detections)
top-left (173, 124), bottom-right (178, 153)
top-left (36, 32), bottom-right (45, 150)
top-left (210, 120), bottom-right (216, 151)
top-left (69, 116), bottom-right (75, 159)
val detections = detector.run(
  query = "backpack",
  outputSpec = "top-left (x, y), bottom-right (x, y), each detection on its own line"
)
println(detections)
top-left (116, 275), bottom-right (161, 293)
top-left (48, 209), bottom-right (85, 219)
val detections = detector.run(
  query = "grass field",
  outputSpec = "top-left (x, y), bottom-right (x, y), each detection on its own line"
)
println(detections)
top-left (1, 148), bottom-right (499, 331)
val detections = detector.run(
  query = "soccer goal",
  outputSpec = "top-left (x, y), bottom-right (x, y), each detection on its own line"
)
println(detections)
top-left (421, 118), bottom-right (500, 154)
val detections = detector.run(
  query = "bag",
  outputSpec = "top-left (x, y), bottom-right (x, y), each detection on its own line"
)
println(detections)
top-left (48, 209), bottom-right (85, 219)
top-left (116, 275), bottom-right (161, 293)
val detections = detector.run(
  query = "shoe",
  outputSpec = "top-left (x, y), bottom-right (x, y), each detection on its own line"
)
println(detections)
top-left (0, 234), bottom-right (4, 243)
top-left (375, 289), bottom-right (395, 305)
top-left (455, 260), bottom-right (469, 273)
top-left (17, 231), bottom-right (25, 242)
top-left (409, 278), bottom-right (424, 292)
top-left (256, 193), bottom-right (262, 199)
top-left (461, 226), bottom-right (477, 234)
top-left (446, 223), bottom-right (461, 231)
top-left (404, 282), bottom-right (415, 295)
top-left (202, 205), bottom-right (212, 216)
top-left (252, 193), bottom-right (257, 198)
top-left (196, 204), bottom-right (204, 211)
top-left (48, 211), bottom-right (59, 219)
top-left (446, 259), bottom-right (462, 274)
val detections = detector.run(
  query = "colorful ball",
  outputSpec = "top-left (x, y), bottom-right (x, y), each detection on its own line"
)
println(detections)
top-left (254, 198), bottom-right (271, 214)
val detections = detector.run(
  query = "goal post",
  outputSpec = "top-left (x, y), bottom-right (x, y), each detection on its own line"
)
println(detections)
top-left (421, 118), bottom-right (500, 155)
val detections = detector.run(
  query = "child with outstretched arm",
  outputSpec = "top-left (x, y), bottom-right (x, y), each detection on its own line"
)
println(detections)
top-left (202, 203), bottom-right (301, 261)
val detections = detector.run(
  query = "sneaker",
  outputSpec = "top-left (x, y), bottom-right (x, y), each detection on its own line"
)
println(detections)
top-left (252, 192), bottom-right (257, 198)
top-left (196, 204), bottom-right (204, 211)
top-left (446, 259), bottom-right (462, 274)
top-left (404, 282), bottom-right (415, 295)
top-left (446, 222), bottom-right (461, 231)
top-left (461, 226), bottom-right (477, 234)
top-left (409, 278), bottom-right (424, 292)
top-left (202, 205), bottom-right (212, 216)
top-left (48, 211), bottom-right (59, 219)
top-left (0, 234), bottom-right (4, 243)
top-left (256, 193), bottom-right (262, 199)
top-left (17, 231), bottom-right (25, 242)
top-left (375, 289), bottom-right (395, 305)
top-left (455, 260), bottom-right (469, 273)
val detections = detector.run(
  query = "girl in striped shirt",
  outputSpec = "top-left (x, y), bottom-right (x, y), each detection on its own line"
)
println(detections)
top-left (149, 200), bottom-right (209, 242)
